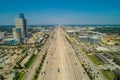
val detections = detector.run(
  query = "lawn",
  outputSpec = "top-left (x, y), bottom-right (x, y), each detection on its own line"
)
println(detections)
top-left (101, 70), bottom-right (114, 80)
top-left (33, 52), bottom-right (47, 80)
top-left (24, 54), bottom-right (37, 69)
top-left (18, 73), bottom-right (25, 80)
top-left (88, 55), bottom-right (103, 65)
top-left (13, 73), bottom-right (25, 80)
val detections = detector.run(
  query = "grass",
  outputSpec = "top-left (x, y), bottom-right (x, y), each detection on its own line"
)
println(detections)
top-left (101, 70), bottom-right (114, 80)
top-left (0, 67), bottom-right (3, 69)
top-left (13, 72), bottom-right (25, 80)
top-left (81, 64), bottom-right (93, 80)
top-left (18, 73), bottom-right (25, 80)
top-left (33, 53), bottom-right (47, 80)
top-left (24, 54), bottom-right (37, 69)
top-left (88, 55), bottom-right (103, 65)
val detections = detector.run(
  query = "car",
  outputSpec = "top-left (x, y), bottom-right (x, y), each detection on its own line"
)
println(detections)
top-left (83, 72), bottom-right (85, 74)
top-left (58, 68), bottom-right (60, 73)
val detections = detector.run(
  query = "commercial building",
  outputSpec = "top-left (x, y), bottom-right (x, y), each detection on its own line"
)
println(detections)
top-left (0, 32), bottom-right (7, 38)
top-left (66, 30), bottom-right (80, 37)
top-left (89, 36), bottom-right (101, 44)
top-left (3, 38), bottom-right (16, 45)
top-left (79, 30), bottom-right (87, 35)
top-left (78, 36), bottom-right (101, 44)
top-left (13, 28), bottom-right (22, 44)
top-left (12, 13), bottom-right (28, 44)
top-left (35, 37), bottom-right (44, 43)
top-left (78, 36), bottom-right (89, 43)
top-left (15, 13), bottom-right (28, 38)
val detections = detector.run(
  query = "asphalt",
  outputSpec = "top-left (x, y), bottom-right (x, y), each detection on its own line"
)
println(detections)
top-left (38, 27), bottom-right (90, 80)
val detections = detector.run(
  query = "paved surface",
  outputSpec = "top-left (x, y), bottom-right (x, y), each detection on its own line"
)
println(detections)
top-left (23, 30), bottom-right (54, 80)
top-left (38, 27), bottom-right (90, 80)
top-left (65, 32), bottom-right (107, 80)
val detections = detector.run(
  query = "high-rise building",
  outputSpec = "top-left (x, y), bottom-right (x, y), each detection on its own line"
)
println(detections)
top-left (13, 28), bottom-right (22, 44)
top-left (15, 13), bottom-right (28, 38)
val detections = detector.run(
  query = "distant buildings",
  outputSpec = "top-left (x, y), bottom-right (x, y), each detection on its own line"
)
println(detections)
top-left (89, 36), bottom-right (101, 44)
top-left (0, 32), bottom-right (7, 38)
top-left (13, 13), bottom-right (28, 45)
top-left (66, 29), bottom-right (102, 44)
top-left (0, 32), bottom-right (9, 45)
top-left (3, 38), bottom-right (16, 45)
top-left (66, 30), bottom-right (79, 37)
top-left (79, 36), bottom-right (89, 43)
top-left (78, 36), bottom-right (101, 44)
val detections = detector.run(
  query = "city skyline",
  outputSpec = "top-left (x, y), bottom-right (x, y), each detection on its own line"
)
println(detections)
top-left (0, 0), bottom-right (120, 25)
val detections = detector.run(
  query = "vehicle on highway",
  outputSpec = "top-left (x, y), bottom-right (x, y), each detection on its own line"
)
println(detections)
top-left (58, 68), bottom-right (60, 73)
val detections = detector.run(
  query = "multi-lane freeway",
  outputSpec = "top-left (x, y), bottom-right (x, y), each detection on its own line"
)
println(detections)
top-left (38, 27), bottom-right (90, 80)
top-left (64, 30), bottom-right (106, 80)
top-left (23, 29), bottom-right (55, 80)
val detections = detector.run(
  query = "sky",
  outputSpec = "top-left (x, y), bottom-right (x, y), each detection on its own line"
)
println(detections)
top-left (0, 0), bottom-right (120, 25)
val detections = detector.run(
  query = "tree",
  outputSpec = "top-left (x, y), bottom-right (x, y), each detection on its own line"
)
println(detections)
top-left (0, 75), bottom-right (5, 80)
top-left (114, 43), bottom-right (119, 46)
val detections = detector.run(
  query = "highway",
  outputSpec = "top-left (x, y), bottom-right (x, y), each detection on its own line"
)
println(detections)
top-left (64, 30), bottom-right (106, 80)
top-left (23, 29), bottom-right (55, 80)
top-left (38, 27), bottom-right (90, 80)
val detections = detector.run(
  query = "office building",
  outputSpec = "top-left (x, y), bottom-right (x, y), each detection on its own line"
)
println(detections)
top-left (78, 36), bottom-right (89, 43)
top-left (15, 13), bottom-right (28, 38)
top-left (3, 38), bottom-right (16, 45)
top-left (89, 36), bottom-right (101, 44)
top-left (13, 28), bottom-right (22, 44)
top-left (78, 36), bottom-right (101, 44)
top-left (0, 32), bottom-right (7, 38)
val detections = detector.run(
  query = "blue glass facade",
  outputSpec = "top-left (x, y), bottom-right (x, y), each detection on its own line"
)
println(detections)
top-left (10, 39), bottom-right (16, 45)
top-left (19, 13), bottom-right (28, 38)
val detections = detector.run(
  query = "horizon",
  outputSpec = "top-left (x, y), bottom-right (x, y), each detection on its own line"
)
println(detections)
top-left (0, 24), bottom-right (120, 27)
top-left (0, 0), bottom-right (120, 25)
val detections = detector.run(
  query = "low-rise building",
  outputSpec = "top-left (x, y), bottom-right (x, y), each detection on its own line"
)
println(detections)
top-left (3, 38), bottom-right (16, 45)
top-left (78, 36), bottom-right (89, 43)
top-left (89, 36), bottom-right (101, 44)
top-left (0, 32), bottom-right (7, 38)
top-left (35, 37), bottom-right (44, 43)
top-left (78, 36), bottom-right (101, 44)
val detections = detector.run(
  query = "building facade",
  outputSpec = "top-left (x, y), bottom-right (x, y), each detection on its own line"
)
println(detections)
top-left (0, 32), bottom-right (7, 38)
top-left (89, 36), bottom-right (101, 44)
top-left (78, 36), bottom-right (101, 44)
top-left (78, 36), bottom-right (89, 43)
top-left (13, 28), bottom-right (22, 44)
top-left (15, 13), bottom-right (28, 38)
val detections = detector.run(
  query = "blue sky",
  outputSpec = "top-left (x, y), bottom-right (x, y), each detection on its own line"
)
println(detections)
top-left (0, 0), bottom-right (120, 25)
